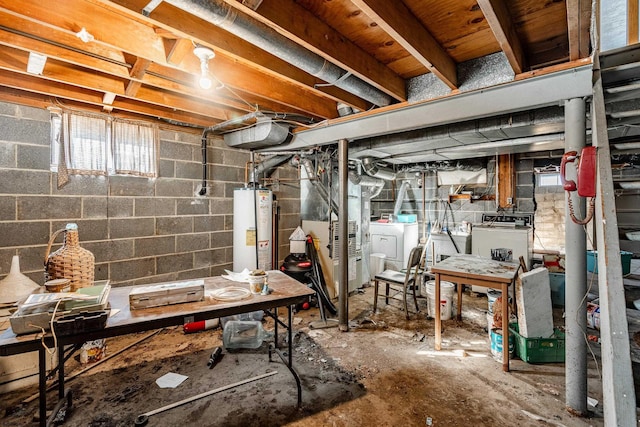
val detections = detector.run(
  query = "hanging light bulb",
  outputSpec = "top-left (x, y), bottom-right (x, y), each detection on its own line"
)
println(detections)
top-left (193, 45), bottom-right (215, 90)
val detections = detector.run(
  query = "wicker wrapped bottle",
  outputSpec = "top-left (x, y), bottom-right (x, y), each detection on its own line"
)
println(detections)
top-left (44, 223), bottom-right (95, 291)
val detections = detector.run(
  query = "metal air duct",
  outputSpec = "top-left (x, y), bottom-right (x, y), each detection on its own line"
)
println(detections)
top-left (300, 157), bottom-right (338, 216)
top-left (393, 180), bottom-right (411, 216)
top-left (248, 155), bottom-right (291, 184)
top-left (164, 0), bottom-right (393, 107)
top-left (361, 157), bottom-right (396, 180)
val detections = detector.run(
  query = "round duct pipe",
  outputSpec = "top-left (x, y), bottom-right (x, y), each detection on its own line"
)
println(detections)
top-left (165, 0), bottom-right (393, 107)
top-left (361, 157), bottom-right (396, 180)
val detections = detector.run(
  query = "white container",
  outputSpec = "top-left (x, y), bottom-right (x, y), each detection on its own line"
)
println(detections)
top-left (425, 280), bottom-right (455, 320)
top-left (369, 253), bottom-right (386, 280)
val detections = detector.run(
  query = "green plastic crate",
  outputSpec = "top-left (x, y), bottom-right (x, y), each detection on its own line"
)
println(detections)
top-left (509, 323), bottom-right (565, 364)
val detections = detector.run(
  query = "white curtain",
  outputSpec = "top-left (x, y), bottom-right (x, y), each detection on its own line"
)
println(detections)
top-left (62, 111), bottom-right (109, 175)
top-left (111, 119), bottom-right (158, 177)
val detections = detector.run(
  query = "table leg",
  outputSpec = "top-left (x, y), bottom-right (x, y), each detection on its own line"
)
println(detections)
top-left (435, 274), bottom-right (441, 351)
top-left (58, 342), bottom-right (65, 399)
top-left (502, 283), bottom-right (509, 372)
top-left (38, 347), bottom-right (46, 427)
top-left (457, 282), bottom-right (463, 321)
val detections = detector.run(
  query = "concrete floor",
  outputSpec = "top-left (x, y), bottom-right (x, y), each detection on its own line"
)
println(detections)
top-left (1, 282), bottom-right (614, 426)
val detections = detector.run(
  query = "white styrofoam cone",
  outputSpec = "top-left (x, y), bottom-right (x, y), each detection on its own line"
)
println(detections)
top-left (0, 256), bottom-right (40, 304)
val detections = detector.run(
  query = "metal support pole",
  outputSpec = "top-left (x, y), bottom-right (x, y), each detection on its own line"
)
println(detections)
top-left (564, 97), bottom-right (587, 415)
top-left (338, 138), bottom-right (349, 331)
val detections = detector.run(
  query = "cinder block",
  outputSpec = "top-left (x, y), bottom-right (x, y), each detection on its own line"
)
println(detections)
top-left (0, 116), bottom-right (49, 145)
top-left (107, 197), bottom-right (134, 217)
top-left (0, 221), bottom-right (49, 247)
top-left (159, 159), bottom-right (175, 178)
top-left (176, 233), bottom-right (209, 252)
top-left (17, 145), bottom-right (50, 170)
top-left (18, 196), bottom-right (81, 220)
top-left (53, 175), bottom-right (107, 196)
top-left (109, 258), bottom-right (155, 282)
top-left (156, 216), bottom-right (192, 235)
top-left (176, 199), bottom-right (209, 215)
top-left (0, 196), bottom-right (15, 220)
top-left (0, 170), bottom-right (49, 195)
top-left (51, 219), bottom-right (108, 242)
top-left (83, 197), bottom-right (107, 218)
top-left (109, 218), bottom-right (155, 239)
top-left (155, 179), bottom-right (192, 197)
top-left (135, 236), bottom-right (175, 257)
top-left (159, 140), bottom-right (191, 161)
top-left (175, 161), bottom-right (202, 180)
top-left (516, 267), bottom-right (554, 338)
top-left (109, 176), bottom-right (154, 197)
top-left (135, 198), bottom-right (175, 217)
top-left (0, 142), bottom-right (15, 167)
top-left (157, 253), bottom-right (192, 274)
top-left (83, 240), bottom-right (134, 263)
top-left (194, 215), bottom-right (224, 233)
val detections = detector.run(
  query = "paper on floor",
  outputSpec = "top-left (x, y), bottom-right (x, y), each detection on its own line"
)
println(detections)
top-left (156, 372), bottom-right (188, 388)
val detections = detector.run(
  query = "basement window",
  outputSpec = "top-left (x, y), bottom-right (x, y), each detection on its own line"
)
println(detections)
top-left (536, 172), bottom-right (562, 187)
top-left (50, 110), bottom-right (158, 180)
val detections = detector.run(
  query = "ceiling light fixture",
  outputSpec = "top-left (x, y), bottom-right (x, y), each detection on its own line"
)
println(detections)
top-left (193, 45), bottom-right (215, 90)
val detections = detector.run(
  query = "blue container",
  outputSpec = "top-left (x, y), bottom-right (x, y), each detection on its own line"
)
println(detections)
top-left (396, 214), bottom-right (417, 223)
top-left (548, 273), bottom-right (565, 307)
top-left (586, 250), bottom-right (632, 275)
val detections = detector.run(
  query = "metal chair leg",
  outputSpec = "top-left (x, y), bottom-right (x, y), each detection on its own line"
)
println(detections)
top-left (373, 279), bottom-right (379, 312)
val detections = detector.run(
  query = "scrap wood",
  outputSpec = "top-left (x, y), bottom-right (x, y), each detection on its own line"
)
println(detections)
top-left (23, 329), bottom-right (162, 403)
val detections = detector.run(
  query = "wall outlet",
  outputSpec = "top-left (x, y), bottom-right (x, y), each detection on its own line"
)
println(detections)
top-left (507, 197), bottom-right (513, 204)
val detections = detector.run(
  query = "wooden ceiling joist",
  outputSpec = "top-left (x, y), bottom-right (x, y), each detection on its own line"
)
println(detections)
top-left (566, 0), bottom-right (592, 61)
top-left (477, 0), bottom-right (527, 75)
top-left (224, 0), bottom-right (406, 102)
top-left (351, 0), bottom-right (458, 90)
top-left (95, 0), bottom-right (363, 113)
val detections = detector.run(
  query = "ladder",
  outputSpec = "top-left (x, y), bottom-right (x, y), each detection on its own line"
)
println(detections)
top-left (591, 44), bottom-right (640, 426)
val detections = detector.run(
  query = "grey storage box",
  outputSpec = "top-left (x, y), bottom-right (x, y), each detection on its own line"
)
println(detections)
top-left (129, 280), bottom-right (204, 309)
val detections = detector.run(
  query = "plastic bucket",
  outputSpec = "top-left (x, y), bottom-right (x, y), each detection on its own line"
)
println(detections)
top-left (487, 289), bottom-right (501, 314)
top-left (486, 312), bottom-right (494, 337)
top-left (370, 253), bottom-right (386, 280)
top-left (425, 280), bottom-right (455, 320)
top-left (490, 328), bottom-right (515, 360)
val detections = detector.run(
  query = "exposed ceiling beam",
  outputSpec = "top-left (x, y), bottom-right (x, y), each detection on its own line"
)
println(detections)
top-left (93, 0), bottom-right (368, 112)
top-left (224, 0), bottom-right (406, 102)
top-left (125, 57), bottom-right (151, 96)
top-left (0, 69), bottom-right (215, 126)
top-left (351, 0), bottom-right (458, 90)
top-left (628, 0), bottom-right (639, 45)
top-left (0, 5), bottom-right (343, 119)
top-left (272, 65), bottom-right (592, 150)
top-left (566, 0), bottom-right (592, 61)
top-left (0, 46), bottom-right (234, 119)
top-left (477, 0), bottom-right (527, 74)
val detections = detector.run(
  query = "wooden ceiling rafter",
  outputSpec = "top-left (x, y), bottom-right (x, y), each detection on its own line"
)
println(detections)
top-left (566, 0), bottom-right (592, 61)
top-left (92, 0), bottom-right (368, 113)
top-left (222, 0), bottom-right (406, 102)
top-left (351, 0), bottom-right (458, 90)
top-left (477, 0), bottom-right (527, 75)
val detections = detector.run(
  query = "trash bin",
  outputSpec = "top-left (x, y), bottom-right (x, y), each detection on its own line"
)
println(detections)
top-left (370, 253), bottom-right (386, 281)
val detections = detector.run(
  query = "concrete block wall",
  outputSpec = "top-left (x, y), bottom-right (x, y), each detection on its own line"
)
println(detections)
top-left (0, 101), bottom-right (301, 287)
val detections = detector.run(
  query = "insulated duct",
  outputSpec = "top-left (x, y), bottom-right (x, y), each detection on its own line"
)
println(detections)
top-left (164, 0), bottom-right (393, 107)
top-left (361, 157), bottom-right (396, 180)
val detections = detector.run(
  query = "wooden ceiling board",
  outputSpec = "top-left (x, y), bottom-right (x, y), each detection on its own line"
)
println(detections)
top-left (295, 0), bottom-right (420, 72)
top-left (403, 0), bottom-right (502, 62)
top-left (230, 0), bottom-right (407, 101)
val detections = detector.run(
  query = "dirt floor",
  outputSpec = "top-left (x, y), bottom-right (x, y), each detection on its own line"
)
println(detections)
top-left (0, 286), bottom-right (609, 427)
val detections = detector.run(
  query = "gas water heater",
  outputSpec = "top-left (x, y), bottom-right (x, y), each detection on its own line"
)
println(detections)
top-left (233, 187), bottom-right (273, 272)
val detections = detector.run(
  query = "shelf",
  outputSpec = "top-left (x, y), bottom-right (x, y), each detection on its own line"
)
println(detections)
top-left (447, 194), bottom-right (494, 203)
